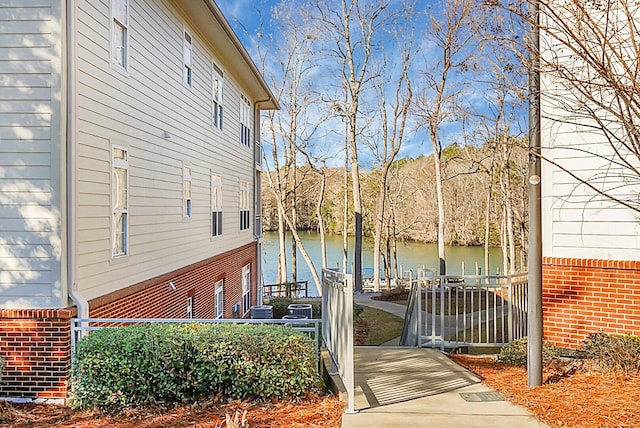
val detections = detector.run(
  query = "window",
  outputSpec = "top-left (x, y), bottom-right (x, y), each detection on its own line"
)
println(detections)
top-left (242, 265), bottom-right (250, 315)
top-left (187, 296), bottom-right (194, 319)
top-left (183, 31), bottom-right (192, 86)
top-left (212, 63), bottom-right (223, 130)
top-left (240, 94), bottom-right (251, 147)
top-left (239, 180), bottom-right (250, 230)
top-left (183, 162), bottom-right (192, 219)
top-left (112, 146), bottom-right (128, 257)
top-left (211, 173), bottom-right (222, 236)
top-left (215, 280), bottom-right (224, 319)
top-left (111, 0), bottom-right (128, 69)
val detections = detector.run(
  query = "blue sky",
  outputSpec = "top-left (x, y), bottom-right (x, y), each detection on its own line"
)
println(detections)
top-left (216, 0), bottom-right (528, 167)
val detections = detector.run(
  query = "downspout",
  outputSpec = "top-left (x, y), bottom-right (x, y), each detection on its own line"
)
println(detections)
top-left (527, 0), bottom-right (543, 388)
top-left (66, 0), bottom-right (89, 323)
top-left (254, 97), bottom-right (272, 305)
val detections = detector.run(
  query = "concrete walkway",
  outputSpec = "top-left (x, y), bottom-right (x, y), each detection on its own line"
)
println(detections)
top-left (340, 292), bottom-right (548, 428)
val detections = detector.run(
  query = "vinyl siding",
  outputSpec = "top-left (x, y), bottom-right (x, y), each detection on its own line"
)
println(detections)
top-left (75, 0), bottom-right (256, 301)
top-left (0, 0), bottom-right (65, 308)
top-left (540, 24), bottom-right (640, 262)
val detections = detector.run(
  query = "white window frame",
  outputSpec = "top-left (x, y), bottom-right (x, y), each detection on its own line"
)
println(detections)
top-left (112, 145), bottom-right (128, 258)
top-left (211, 172), bottom-right (223, 236)
top-left (183, 30), bottom-right (193, 87)
top-left (240, 94), bottom-right (251, 147)
top-left (242, 265), bottom-right (251, 315)
top-left (215, 280), bottom-right (224, 319)
top-left (212, 63), bottom-right (224, 130)
top-left (183, 162), bottom-right (192, 219)
top-left (187, 296), bottom-right (194, 319)
top-left (239, 180), bottom-right (250, 230)
top-left (111, 0), bottom-right (129, 70)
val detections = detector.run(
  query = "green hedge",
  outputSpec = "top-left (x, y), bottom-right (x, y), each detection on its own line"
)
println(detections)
top-left (70, 323), bottom-right (319, 413)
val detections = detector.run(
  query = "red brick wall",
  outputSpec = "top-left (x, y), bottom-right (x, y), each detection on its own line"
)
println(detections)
top-left (0, 308), bottom-right (76, 399)
top-left (543, 257), bottom-right (640, 348)
top-left (0, 242), bottom-right (258, 400)
top-left (90, 242), bottom-right (258, 319)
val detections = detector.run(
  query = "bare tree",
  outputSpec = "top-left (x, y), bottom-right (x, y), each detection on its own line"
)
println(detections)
top-left (370, 36), bottom-right (413, 290)
top-left (314, 0), bottom-right (391, 291)
top-left (257, 1), bottom-right (327, 294)
top-left (496, 0), bottom-right (640, 212)
top-left (415, 0), bottom-right (486, 274)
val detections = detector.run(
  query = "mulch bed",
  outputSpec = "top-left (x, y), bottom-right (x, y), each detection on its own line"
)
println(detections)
top-left (0, 394), bottom-right (343, 428)
top-left (450, 354), bottom-right (640, 428)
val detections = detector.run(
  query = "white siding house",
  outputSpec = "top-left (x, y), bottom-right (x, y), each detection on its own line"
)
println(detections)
top-left (0, 0), bottom-right (277, 316)
top-left (0, 1), bottom-right (66, 309)
top-left (539, 1), bottom-right (640, 348)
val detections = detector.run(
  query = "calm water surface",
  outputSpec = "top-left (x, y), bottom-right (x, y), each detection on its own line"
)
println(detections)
top-left (261, 231), bottom-right (504, 296)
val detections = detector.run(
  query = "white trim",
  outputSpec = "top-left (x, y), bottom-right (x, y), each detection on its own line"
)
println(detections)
top-left (212, 62), bottom-right (224, 130)
top-left (242, 264), bottom-right (251, 315)
top-left (215, 279), bottom-right (224, 319)
top-left (111, 144), bottom-right (129, 258)
top-left (110, 0), bottom-right (129, 72)
top-left (239, 179), bottom-right (250, 230)
top-left (211, 172), bottom-right (222, 236)
top-left (183, 161), bottom-right (192, 220)
top-left (183, 29), bottom-right (193, 87)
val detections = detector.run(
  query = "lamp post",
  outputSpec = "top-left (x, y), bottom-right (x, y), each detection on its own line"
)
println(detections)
top-left (527, 0), bottom-right (543, 388)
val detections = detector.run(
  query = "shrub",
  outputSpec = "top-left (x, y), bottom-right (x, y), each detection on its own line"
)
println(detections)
top-left (70, 323), bottom-right (319, 413)
top-left (376, 287), bottom-right (409, 302)
top-left (354, 303), bottom-right (364, 318)
top-left (580, 331), bottom-right (640, 374)
top-left (268, 297), bottom-right (293, 319)
top-left (497, 337), bottom-right (561, 367)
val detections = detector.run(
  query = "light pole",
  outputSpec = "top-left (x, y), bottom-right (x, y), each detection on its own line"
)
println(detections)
top-left (527, 0), bottom-right (543, 388)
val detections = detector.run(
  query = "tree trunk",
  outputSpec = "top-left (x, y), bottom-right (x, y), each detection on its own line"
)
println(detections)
top-left (431, 130), bottom-right (447, 275)
top-left (342, 145), bottom-right (349, 274)
top-left (484, 174), bottom-right (493, 279)
top-left (277, 203), bottom-right (287, 283)
top-left (316, 168), bottom-right (328, 269)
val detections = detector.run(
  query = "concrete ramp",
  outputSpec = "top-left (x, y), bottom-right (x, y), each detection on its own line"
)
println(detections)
top-left (353, 347), bottom-right (481, 409)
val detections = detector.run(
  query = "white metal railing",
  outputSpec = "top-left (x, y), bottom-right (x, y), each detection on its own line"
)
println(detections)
top-left (415, 270), bottom-right (528, 349)
top-left (321, 268), bottom-right (356, 414)
top-left (71, 317), bottom-right (321, 366)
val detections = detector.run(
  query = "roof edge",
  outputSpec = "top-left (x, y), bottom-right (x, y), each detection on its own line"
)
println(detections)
top-left (203, 0), bottom-right (280, 110)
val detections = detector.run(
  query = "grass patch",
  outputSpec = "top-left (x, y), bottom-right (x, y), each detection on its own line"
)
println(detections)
top-left (358, 306), bottom-right (404, 346)
top-left (446, 316), bottom-right (507, 344)
top-left (377, 289), bottom-right (506, 316)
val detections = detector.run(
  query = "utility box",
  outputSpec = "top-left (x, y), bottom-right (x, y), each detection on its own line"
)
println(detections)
top-left (287, 303), bottom-right (313, 319)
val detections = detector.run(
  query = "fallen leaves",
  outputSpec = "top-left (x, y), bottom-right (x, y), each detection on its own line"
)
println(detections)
top-left (0, 394), bottom-right (344, 428)
top-left (450, 354), bottom-right (640, 428)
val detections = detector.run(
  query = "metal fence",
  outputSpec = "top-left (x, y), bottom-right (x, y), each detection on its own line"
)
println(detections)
top-left (321, 268), bottom-right (356, 414)
top-left (413, 270), bottom-right (528, 349)
top-left (70, 317), bottom-right (321, 365)
top-left (262, 280), bottom-right (310, 299)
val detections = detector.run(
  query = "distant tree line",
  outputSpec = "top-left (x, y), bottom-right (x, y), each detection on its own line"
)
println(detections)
top-left (262, 139), bottom-right (529, 275)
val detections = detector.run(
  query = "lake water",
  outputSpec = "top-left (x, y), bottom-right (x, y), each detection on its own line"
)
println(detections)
top-left (261, 231), bottom-right (504, 296)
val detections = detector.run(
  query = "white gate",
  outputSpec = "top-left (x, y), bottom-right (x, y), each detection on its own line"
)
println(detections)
top-left (321, 268), bottom-right (356, 414)
top-left (414, 270), bottom-right (528, 349)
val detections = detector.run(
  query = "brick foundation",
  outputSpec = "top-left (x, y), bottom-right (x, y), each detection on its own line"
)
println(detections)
top-left (0, 308), bottom-right (76, 399)
top-left (89, 242), bottom-right (258, 319)
top-left (0, 242), bottom-right (258, 399)
top-left (543, 257), bottom-right (640, 349)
